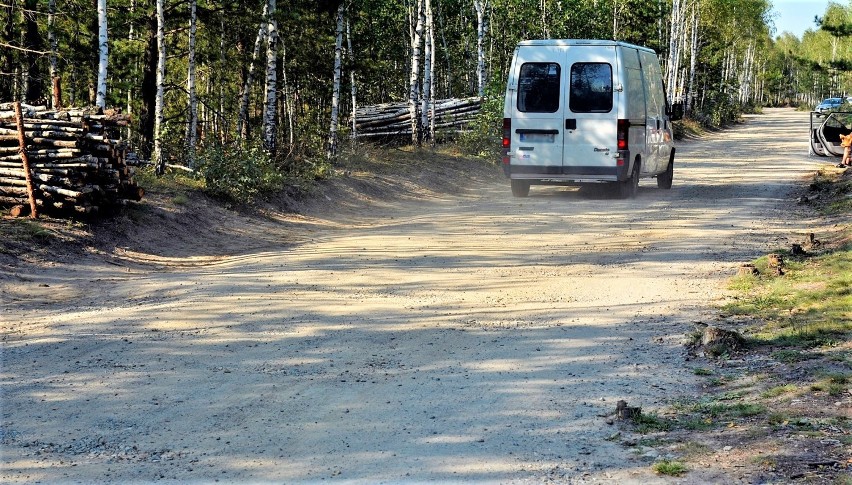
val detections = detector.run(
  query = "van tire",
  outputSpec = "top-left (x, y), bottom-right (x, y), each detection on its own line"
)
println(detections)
top-left (616, 160), bottom-right (640, 199)
top-left (657, 149), bottom-right (675, 189)
top-left (511, 180), bottom-right (531, 197)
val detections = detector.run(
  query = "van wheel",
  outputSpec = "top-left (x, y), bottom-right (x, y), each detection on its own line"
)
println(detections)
top-left (657, 149), bottom-right (674, 189)
top-left (511, 180), bottom-right (530, 197)
top-left (616, 161), bottom-right (640, 199)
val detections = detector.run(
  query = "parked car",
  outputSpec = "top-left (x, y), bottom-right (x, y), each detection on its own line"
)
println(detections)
top-left (816, 97), bottom-right (844, 112)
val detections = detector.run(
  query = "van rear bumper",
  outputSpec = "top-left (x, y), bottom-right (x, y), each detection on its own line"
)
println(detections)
top-left (504, 163), bottom-right (628, 183)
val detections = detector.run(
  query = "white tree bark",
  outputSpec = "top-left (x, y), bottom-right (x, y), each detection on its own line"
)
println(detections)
top-left (686, 3), bottom-right (698, 115)
top-left (409, 0), bottom-right (424, 145)
top-left (421, 0), bottom-right (433, 142)
top-left (328, 2), bottom-right (345, 161)
top-left (262, 0), bottom-right (278, 154)
top-left (238, 3), bottom-right (268, 141)
top-left (154, 0), bottom-right (166, 173)
top-left (346, 17), bottom-right (358, 140)
top-left (666, 0), bottom-right (683, 106)
top-left (283, 45), bottom-right (293, 148)
top-left (96, 0), bottom-right (108, 109)
top-left (429, 4), bottom-right (436, 145)
top-left (473, 0), bottom-right (488, 97)
top-left (186, 0), bottom-right (198, 167)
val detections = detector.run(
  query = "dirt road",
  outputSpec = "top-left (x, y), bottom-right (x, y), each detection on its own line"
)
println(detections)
top-left (1, 109), bottom-right (825, 483)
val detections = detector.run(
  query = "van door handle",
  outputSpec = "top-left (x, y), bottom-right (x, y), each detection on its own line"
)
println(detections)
top-left (565, 119), bottom-right (577, 130)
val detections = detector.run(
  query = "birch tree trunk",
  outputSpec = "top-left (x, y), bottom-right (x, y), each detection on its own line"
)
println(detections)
top-left (327, 2), bottom-right (344, 161)
top-left (421, 0), bottom-right (433, 143)
top-left (409, 0), bottom-right (424, 146)
top-left (186, 0), bottom-right (198, 167)
top-left (283, 45), bottom-right (294, 149)
top-left (346, 17), bottom-right (357, 140)
top-left (429, 5), bottom-right (436, 145)
top-left (686, 3), bottom-right (698, 115)
top-left (262, 0), bottom-right (278, 155)
top-left (473, 0), bottom-right (488, 97)
top-left (154, 0), bottom-right (166, 174)
top-left (48, 0), bottom-right (59, 108)
top-left (237, 3), bottom-right (268, 141)
top-left (96, 0), bottom-right (108, 109)
top-left (665, 0), bottom-right (681, 106)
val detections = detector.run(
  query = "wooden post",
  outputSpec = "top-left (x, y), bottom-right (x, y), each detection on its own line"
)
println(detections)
top-left (14, 102), bottom-right (39, 219)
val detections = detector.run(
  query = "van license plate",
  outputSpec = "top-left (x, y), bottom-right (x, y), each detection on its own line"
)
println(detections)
top-left (519, 133), bottom-right (555, 143)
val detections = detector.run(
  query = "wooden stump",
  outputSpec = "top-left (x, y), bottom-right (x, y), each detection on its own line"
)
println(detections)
top-left (616, 400), bottom-right (642, 420)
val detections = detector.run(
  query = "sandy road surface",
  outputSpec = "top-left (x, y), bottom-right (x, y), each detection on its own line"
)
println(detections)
top-left (1, 109), bottom-right (825, 483)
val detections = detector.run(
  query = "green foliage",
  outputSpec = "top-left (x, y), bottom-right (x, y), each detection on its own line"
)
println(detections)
top-left (197, 144), bottom-right (284, 204)
top-left (725, 244), bottom-right (851, 349)
top-left (0, 220), bottom-right (54, 253)
top-left (652, 460), bottom-right (688, 477)
top-left (458, 82), bottom-right (504, 159)
top-left (631, 413), bottom-right (675, 433)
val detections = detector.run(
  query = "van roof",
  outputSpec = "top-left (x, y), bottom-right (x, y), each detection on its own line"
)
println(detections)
top-left (516, 39), bottom-right (655, 54)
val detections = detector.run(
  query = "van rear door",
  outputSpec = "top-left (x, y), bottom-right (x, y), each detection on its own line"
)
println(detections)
top-left (562, 46), bottom-right (618, 175)
top-left (510, 47), bottom-right (566, 173)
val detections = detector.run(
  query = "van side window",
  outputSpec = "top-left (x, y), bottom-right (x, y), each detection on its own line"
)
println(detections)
top-left (517, 63), bottom-right (561, 113)
top-left (569, 63), bottom-right (613, 113)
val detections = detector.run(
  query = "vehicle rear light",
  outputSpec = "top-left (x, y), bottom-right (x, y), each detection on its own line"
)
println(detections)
top-left (502, 118), bottom-right (511, 164)
top-left (617, 119), bottom-right (629, 150)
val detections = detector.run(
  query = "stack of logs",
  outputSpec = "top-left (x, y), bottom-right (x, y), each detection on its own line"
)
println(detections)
top-left (354, 97), bottom-right (481, 139)
top-left (0, 102), bottom-right (144, 217)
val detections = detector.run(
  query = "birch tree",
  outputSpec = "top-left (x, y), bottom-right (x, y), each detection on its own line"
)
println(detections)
top-left (408, 0), bottom-right (424, 145)
top-left (186, 0), bottom-right (198, 167)
top-left (420, 0), bottom-right (433, 143)
top-left (473, 0), bottom-right (488, 97)
top-left (429, 3), bottom-right (437, 145)
top-left (346, 17), bottom-right (357, 139)
top-left (665, 0), bottom-right (682, 106)
top-left (262, 0), bottom-right (278, 155)
top-left (328, 2), bottom-right (345, 161)
top-left (96, 0), bottom-right (108, 109)
top-left (154, 0), bottom-right (166, 174)
top-left (685, 3), bottom-right (699, 115)
top-left (237, 3), bottom-right (268, 141)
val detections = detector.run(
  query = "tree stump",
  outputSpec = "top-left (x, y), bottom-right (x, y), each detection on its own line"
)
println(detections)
top-left (616, 400), bottom-right (642, 420)
top-left (701, 326), bottom-right (745, 356)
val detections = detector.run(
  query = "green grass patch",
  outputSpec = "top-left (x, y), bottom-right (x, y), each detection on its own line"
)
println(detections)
top-left (761, 384), bottom-right (798, 399)
top-left (724, 247), bottom-right (852, 349)
top-left (812, 373), bottom-right (851, 396)
top-left (652, 460), bottom-right (688, 476)
top-left (693, 367), bottom-right (713, 376)
top-left (772, 349), bottom-right (818, 363)
top-left (631, 413), bottom-right (675, 433)
top-left (0, 219), bottom-right (55, 253)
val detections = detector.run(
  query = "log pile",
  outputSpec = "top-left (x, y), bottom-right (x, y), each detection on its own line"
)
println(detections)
top-left (0, 102), bottom-right (144, 217)
top-left (354, 97), bottom-right (481, 138)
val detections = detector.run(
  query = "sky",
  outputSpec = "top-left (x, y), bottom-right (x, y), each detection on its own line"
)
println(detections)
top-left (771, 0), bottom-right (834, 39)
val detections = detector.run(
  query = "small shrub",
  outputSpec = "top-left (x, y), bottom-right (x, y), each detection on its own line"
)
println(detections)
top-left (652, 460), bottom-right (688, 476)
top-left (693, 368), bottom-right (713, 376)
top-left (632, 413), bottom-right (674, 433)
top-left (197, 144), bottom-right (284, 204)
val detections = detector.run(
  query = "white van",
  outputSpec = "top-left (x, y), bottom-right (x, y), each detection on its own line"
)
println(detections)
top-left (501, 39), bottom-right (676, 198)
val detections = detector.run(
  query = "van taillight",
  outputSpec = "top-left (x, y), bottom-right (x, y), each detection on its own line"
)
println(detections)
top-left (502, 118), bottom-right (511, 164)
top-left (617, 119), bottom-right (629, 150)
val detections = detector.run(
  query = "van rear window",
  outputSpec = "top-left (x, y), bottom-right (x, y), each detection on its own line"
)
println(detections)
top-left (570, 63), bottom-right (612, 113)
top-left (517, 63), bottom-right (560, 113)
